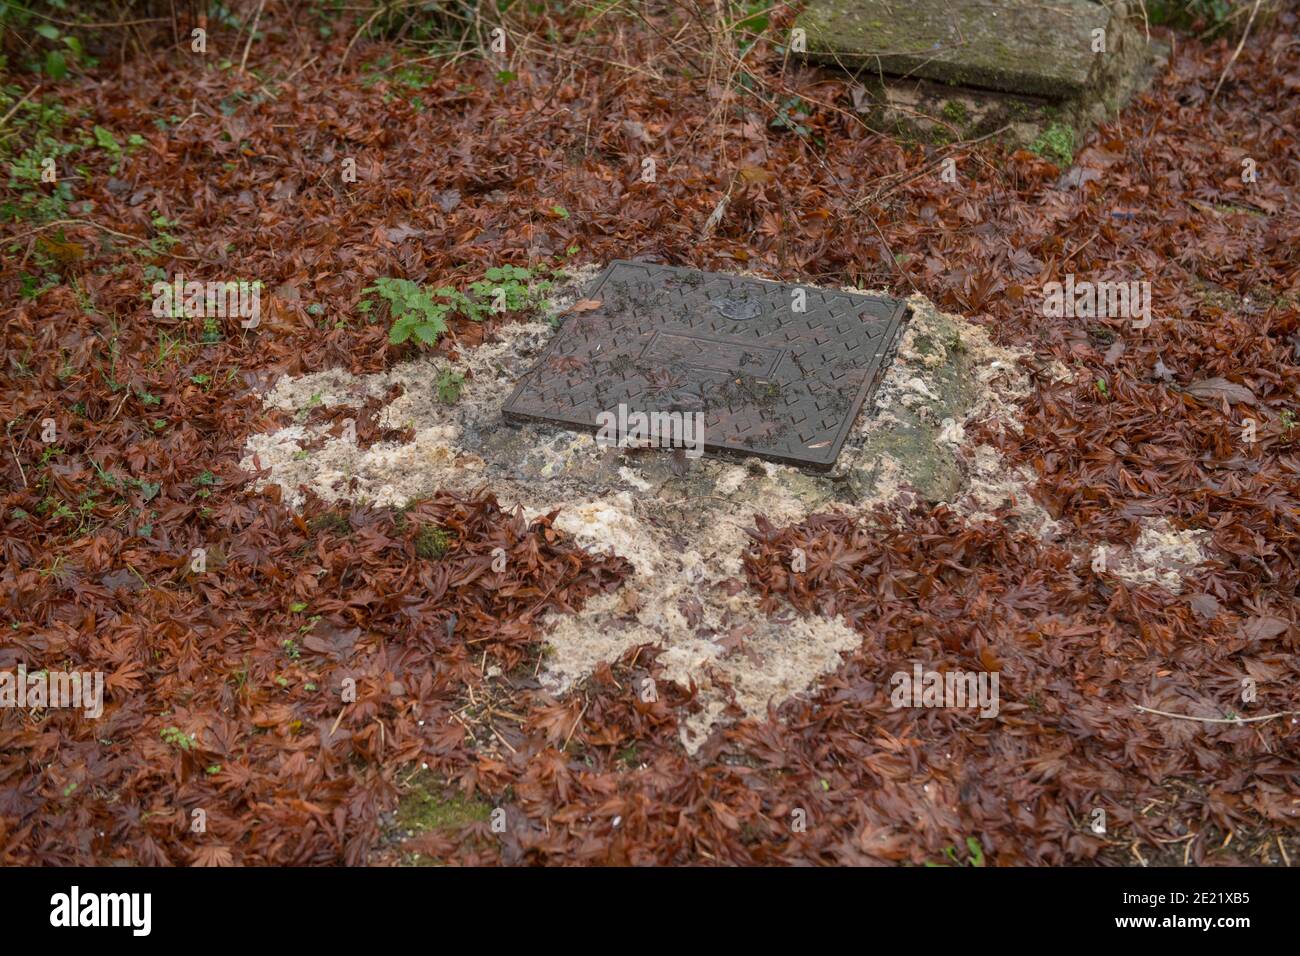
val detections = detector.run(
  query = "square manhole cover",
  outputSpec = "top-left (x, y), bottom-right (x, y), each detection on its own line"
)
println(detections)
top-left (502, 261), bottom-right (909, 471)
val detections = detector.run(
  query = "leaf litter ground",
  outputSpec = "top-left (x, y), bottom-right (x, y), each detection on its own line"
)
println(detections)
top-left (1, 5), bottom-right (1297, 866)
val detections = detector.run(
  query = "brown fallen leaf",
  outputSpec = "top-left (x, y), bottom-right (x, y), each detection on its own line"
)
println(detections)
top-left (302, 624), bottom-right (360, 659)
top-left (569, 298), bottom-right (602, 313)
top-left (1241, 616), bottom-right (1288, 642)
top-left (1185, 377), bottom-right (1255, 405)
top-left (382, 223), bottom-right (423, 242)
top-left (191, 845), bottom-right (235, 867)
top-left (622, 119), bottom-right (652, 143)
top-left (1188, 593), bottom-right (1220, 620)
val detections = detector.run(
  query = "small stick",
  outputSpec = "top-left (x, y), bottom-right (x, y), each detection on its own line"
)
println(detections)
top-left (338, 2), bottom-right (388, 76)
top-left (561, 699), bottom-right (589, 751)
top-left (0, 86), bottom-right (38, 131)
top-left (240, 0), bottom-right (267, 74)
top-left (1210, 0), bottom-right (1262, 106)
top-left (490, 726), bottom-right (518, 754)
top-left (1135, 704), bottom-right (1299, 724)
top-left (5, 218), bottom-right (201, 260)
top-left (6, 422), bottom-right (27, 488)
top-left (280, 55), bottom-right (319, 85)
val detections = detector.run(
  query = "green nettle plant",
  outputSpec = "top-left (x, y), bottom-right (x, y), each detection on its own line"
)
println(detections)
top-left (367, 266), bottom-right (550, 348)
top-left (364, 278), bottom-right (474, 346)
top-left (436, 369), bottom-right (465, 403)
top-left (469, 264), bottom-right (540, 310)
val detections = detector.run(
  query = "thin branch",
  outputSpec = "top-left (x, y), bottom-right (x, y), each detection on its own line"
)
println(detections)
top-left (240, 0), bottom-right (268, 74)
top-left (5, 219), bottom-right (201, 260)
top-left (1135, 704), bottom-right (1299, 725)
top-left (0, 86), bottom-right (40, 131)
top-left (1209, 0), bottom-right (1262, 105)
top-left (337, 2), bottom-right (389, 76)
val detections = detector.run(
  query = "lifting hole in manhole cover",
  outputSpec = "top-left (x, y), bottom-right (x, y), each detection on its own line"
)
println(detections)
top-left (502, 261), bottom-right (909, 471)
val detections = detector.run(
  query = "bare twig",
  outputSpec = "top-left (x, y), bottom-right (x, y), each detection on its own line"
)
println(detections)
top-left (280, 55), bottom-right (319, 85)
top-left (1210, 0), bottom-right (1263, 105)
top-left (14, 9), bottom-right (169, 29)
top-left (240, 0), bottom-right (267, 74)
top-left (5, 219), bottom-right (201, 260)
top-left (338, 2), bottom-right (389, 76)
top-left (561, 698), bottom-right (590, 751)
top-left (1135, 704), bottom-right (1299, 725)
top-left (6, 422), bottom-right (27, 489)
top-left (857, 125), bottom-right (1013, 207)
top-left (0, 86), bottom-right (39, 131)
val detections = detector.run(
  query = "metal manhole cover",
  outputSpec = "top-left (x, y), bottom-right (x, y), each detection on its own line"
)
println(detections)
top-left (502, 260), bottom-right (909, 471)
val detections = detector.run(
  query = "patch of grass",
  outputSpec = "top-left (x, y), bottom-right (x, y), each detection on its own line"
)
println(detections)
top-left (415, 525), bottom-right (454, 559)
top-left (152, 329), bottom-right (193, 369)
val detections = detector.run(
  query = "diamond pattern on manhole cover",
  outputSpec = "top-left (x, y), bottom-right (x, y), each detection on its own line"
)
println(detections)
top-left (502, 261), bottom-right (909, 471)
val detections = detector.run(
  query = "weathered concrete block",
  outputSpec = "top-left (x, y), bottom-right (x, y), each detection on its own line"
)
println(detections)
top-left (797, 0), bottom-right (1111, 99)
top-left (797, 0), bottom-right (1164, 158)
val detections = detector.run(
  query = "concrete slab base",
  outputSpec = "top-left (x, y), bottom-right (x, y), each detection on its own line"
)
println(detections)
top-left (240, 266), bottom-right (1207, 754)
